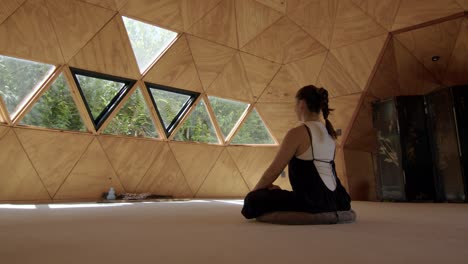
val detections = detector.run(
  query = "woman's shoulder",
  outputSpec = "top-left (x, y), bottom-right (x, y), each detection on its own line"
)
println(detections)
top-left (286, 124), bottom-right (309, 138)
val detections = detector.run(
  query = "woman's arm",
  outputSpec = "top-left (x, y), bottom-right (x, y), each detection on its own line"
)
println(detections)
top-left (252, 127), bottom-right (302, 191)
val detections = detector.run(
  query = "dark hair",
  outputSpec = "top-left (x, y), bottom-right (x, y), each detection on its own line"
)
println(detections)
top-left (295, 85), bottom-right (337, 139)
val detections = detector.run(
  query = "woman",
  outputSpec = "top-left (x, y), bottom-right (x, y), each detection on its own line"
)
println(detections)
top-left (241, 85), bottom-right (351, 219)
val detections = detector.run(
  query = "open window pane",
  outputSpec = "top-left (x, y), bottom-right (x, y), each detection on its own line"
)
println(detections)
top-left (231, 109), bottom-right (275, 144)
top-left (122, 16), bottom-right (178, 73)
top-left (20, 73), bottom-right (86, 132)
top-left (71, 68), bottom-right (135, 129)
top-left (103, 88), bottom-right (159, 138)
top-left (173, 99), bottom-right (218, 144)
top-left (208, 96), bottom-right (249, 139)
top-left (0, 55), bottom-right (55, 117)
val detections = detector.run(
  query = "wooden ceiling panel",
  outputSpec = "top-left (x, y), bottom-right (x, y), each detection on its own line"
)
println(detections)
top-left (392, 0), bottom-right (463, 30)
top-left (240, 52), bottom-right (281, 99)
top-left (120, 0), bottom-right (184, 32)
top-left (236, 0), bottom-right (283, 48)
top-left (69, 15), bottom-right (140, 79)
top-left (144, 35), bottom-right (203, 92)
top-left (317, 53), bottom-right (362, 97)
top-left (256, 102), bottom-right (299, 143)
top-left (81, 0), bottom-right (118, 10)
top-left (187, 35), bottom-right (237, 90)
top-left (0, 0), bottom-right (25, 25)
top-left (227, 146), bottom-right (278, 189)
top-left (366, 40), bottom-right (401, 99)
top-left (287, 0), bottom-right (339, 48)
top-left (196, 149), bottom-right (249, 197)
top-left (206, 53), bottom-right (254, 102)
top-left (54, 138), bottom-right (125, 199)
top-left (188, 0), bottom-right (238, 48)
top-left (393, 39), bottom-right (441, 95)
top-left (0, 129), bottom-right (50, 201)
top-left (242, 17), bottom-right (326, 64)
top-left (331, 0), bottom-right (387, 49)
top-left (328, 93), bottom-right (362, 145)
top-left (15, 128), bottom-right (94, 197)
top-left (181, 0), bottom-right (222, 31)
top-left (46, 0), bottom-right (115, 62)
top-left (395, 18), bottom-right (462, 82)
top-left (0, 0), bottom-right (63, 64)
top-left (136, 143), bottom-right (189, 196)
top-left (351, 0), bottom-right (401, 30)
top-left (286, 52), bottom-right (327, 88)
top-left (169, 142), bottom-right (224, 194)
top-left (258, 66), bottom-right (301, 103)
top-left (99, 136), bottom-right (165, 193)
top-left (255, 0), bottom-right (286, 13)
top-left (455, 0), bottom-right (468, 10)
top-left (331, 34), bottom-right (388, 90)
top-left (444, 18), bottom-right (468, 86)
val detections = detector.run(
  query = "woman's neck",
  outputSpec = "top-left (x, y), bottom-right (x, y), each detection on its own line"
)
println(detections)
top-left (301, 112), bottom-right (321, 122)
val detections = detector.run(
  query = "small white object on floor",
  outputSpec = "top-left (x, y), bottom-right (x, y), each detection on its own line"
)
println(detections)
top-left (106, 187), bottom-right (116, 200)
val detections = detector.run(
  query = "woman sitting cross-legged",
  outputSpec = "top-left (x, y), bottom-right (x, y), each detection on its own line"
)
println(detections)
top-left (241, 85), bottom-right (352, 220)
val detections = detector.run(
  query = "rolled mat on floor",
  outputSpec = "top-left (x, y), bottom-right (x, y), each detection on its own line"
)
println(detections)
top-left (256, 210), bottom-right (357, 225)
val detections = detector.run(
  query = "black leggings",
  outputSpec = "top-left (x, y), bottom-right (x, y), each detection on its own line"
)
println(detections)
top-left (241, 189), bottom-right (310, 219)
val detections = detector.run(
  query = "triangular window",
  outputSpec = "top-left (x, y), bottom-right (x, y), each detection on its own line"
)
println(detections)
top-left (20, 73), bottom-right (86, 131)
top-left (0, 55), bottom-right (55, 118)
top-left (70, 68), bottom-right (136, 129)
top-left (103, 87), bottom-right (159, 138)
top-left (122, 16), bottom-right (178, 73)
top-left (173, 99), bottom-right (219, 144)
top-left (208, 96), bottom-right (249, 139)
top-left (231, 109), bottom-right (275, 145)
top-left (146, 83), bottom-right (199, 137)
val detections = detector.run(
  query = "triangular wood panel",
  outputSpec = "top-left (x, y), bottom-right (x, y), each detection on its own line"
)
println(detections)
top-left (120, 0), bottom-right (184, 32)
top-left (227, 146), bottom-right (278, 189)
top-left (0, 0), bottom-right (25, 25)
top-left (0, 0), bottom-right (63, 64)
top-left (392, 0), bottom-right (463, 30)
top-left (456, 0), bottom-right (468, 10)
top-left (99, 136), bottom-right (164, 193)
top-left (256, 102), bottom-right (298, 143)
top-left (444, 18), bottom-right (468, 86)
top-left (240, 52), bottom-right (281, 99)
top-left (242, 17), bottom-right (326, 64)
top-left (81, 0), bottom-right (119, 10)
top-left (331, 0), bottom-right (387, 49)
top-left (187, 35), bottom-right (237, 90)
top-left (235, 0), bottom-right (283, 48)
top-left (317, 53), bottom-right (362, 97)
top-left (0, 124), bottom-right (8, 139)
top-left (169, 142), bottom-right (224, 194)
top-left (395, 18), bottom-right (462, 82)
top-left (334, 147), bottom-right (348, 188)
top-left (258, 66), bottom-right (301, 103)
top-left (69, 15), bottom-right (140, 79)
top-left (366, 40), bottom-right (402, 99)
top-left (144, 35), bottom-right (203, 92)
top-left (46, 0), bottom-right (116, 62)
top-left (0, 129), bottom-right (50, 201)
top-left (188, 0), bottom-right (238, 48)
top-left (135, 143), bottom-right (190, 196)
top-left (255, 0), bottom-right (286, 13)
top-left (393, 39), bottom-right (441, 95)
top-left (180, 0), bottom-right (222, 31)
top-left (328, 93), bottom-right (362, 145)
top-left (196, 149), bottom-right (249, 197)
top-left (15, 128), bottom-right (94, 197)
top-left (351, 0), bottom-right (401, 30)
top-left (331, 34), bottom-right (388, 90)
top-left (206, 53), bottom-right (254, 102)
top-left (54, 138), bottom-right (124, 199)
top-left (345, 96), bottom-right (378, 152)
top-left (287, 0), bottom-right (338, 48)
top-left (286, 52), bottom-right (327, 88)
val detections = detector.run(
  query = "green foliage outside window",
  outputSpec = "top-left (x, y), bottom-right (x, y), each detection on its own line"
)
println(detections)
top-left (174, 100), bottom-right (218, 144)
top-left (231, 109), bottom-right (275, 144)
top-left (20, 73), bottom-right (86, 131)
top-left (209, 96), bottom-right (248, 139)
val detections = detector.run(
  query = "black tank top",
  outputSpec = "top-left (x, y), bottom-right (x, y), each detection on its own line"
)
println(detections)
top-left (288, 125), bottom-right (351, 213)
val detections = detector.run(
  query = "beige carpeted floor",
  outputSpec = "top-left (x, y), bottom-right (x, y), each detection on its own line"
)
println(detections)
top-left (0, 200), bottom-right (467, 264)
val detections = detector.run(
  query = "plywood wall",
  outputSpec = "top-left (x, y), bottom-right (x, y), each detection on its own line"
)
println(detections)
top-left (0, 0), bottom-right (466, 201)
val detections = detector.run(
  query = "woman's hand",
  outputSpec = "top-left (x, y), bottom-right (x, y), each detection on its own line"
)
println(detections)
top-left (268, 184), bottom-right (281, 190)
